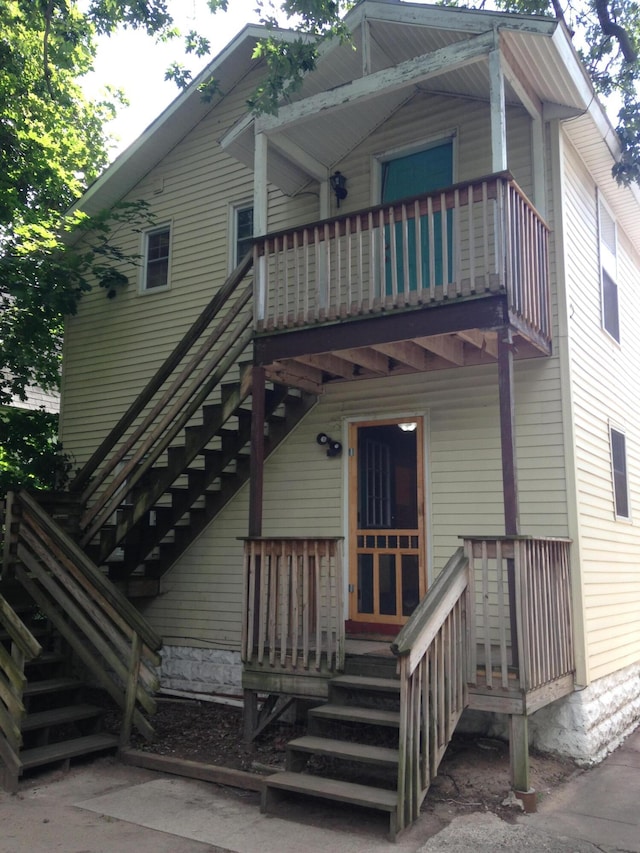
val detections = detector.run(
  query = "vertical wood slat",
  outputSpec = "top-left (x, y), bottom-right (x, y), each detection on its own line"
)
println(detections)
top-left (394, 547), bottom-right (470, 831)
top-left (242, 538), bottom-right (343, 675)
top-left (255, 175), bottom-right (549, 347)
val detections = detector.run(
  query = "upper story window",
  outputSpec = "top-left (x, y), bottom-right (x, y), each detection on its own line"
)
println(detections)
top-left (234, 205), bottom-right (253, 267)
top-left (610, 426), bottom-right (630, 519)
top-left (142, 225), bottom-right (171, 292)
top-left (598, 197), bottom-right (619, 342)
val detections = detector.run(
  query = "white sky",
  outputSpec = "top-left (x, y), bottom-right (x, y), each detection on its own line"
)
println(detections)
top-left (82, 0), bottom-right (260, 159)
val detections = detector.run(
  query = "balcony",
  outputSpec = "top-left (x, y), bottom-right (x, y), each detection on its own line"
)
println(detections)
top-left (253, 173), bottom-right (551, 377)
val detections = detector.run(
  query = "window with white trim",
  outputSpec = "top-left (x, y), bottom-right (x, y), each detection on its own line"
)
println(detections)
top-left (599, 197), bottom-right (619, 342)
top-left (233, 205), bottom-right (253, 267)
top-left (142, 225), bottom-right (171, 291)
top-left (610, 426), bottom-right (630, 519)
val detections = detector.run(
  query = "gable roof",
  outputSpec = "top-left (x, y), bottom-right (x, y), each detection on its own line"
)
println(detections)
top-left (74, 0), bottom-right (640, 247)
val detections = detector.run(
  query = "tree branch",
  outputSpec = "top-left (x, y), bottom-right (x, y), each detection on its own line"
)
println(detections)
top-left (595, 0), bottom-right (638, 63)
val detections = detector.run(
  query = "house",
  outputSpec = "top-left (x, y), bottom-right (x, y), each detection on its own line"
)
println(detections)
top-left (2, 0), bottom-right (640, 836)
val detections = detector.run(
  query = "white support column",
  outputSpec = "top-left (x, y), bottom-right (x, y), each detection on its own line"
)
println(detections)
top-left (531, 115), bottom-right (547, 217)
top-left (489, 47), bottom-right (507, 173)
top-left (254, 131), bottom-right (268, 321)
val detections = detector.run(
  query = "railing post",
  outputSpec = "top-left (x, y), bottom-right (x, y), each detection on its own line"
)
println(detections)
top-left (120, 631), bottom-right (142, 750)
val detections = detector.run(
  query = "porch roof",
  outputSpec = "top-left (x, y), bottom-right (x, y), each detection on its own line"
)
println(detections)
top-left (220, 1), bottom-right (587, 196)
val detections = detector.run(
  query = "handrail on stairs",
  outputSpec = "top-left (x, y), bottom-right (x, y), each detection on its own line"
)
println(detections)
top-left (0, 583), bottom-right (42, 791)
top-left (69, 249), bottom-right (254, 504)
top-left (3, 490), bottom-right (162, 748)
top-left (391, 546), bottom-right (470, 832)
top-left (65, 250), bottom-right (255, 546)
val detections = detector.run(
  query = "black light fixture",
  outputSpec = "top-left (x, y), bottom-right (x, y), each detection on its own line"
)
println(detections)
top-left (329, 171), bottom-right (348, 208)
top-left (317, 432), bottom-right (343, 457)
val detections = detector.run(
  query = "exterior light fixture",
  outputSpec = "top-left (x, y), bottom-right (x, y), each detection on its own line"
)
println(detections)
top-left (317, 432), bottom-right (343, 457)
top-left (398, 422), bottom-right (418, 432)
top-left (329, 171), bottom-right (348, 208)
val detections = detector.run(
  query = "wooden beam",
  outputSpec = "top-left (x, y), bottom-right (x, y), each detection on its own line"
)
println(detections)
top-left (255, 294), bottom-right (509, 365)
top-left (265, 363), bottom-right (324, 394)
top-left (414, 334), bottom-right (465, 365)
top-left (509, 714), bottom-right (531, 794)
top-left (456, 329), bottom-right (499, 359)
top-left (268, 134), bottom-right (327, 182)
top-left (489, 47), bottom-right (507, 173)
top-left (295, 352), bottom-right (359, 379)
top-left (249, 367), bottom-right (265, 538)
top-left (334, 347), bottom-right (391, 375)
top-left (256, 31), bottom-right (495, 134)
top-left (371, 341), bottom-right (431, 371)
top-left (497, 328), bottom-right (519, 535)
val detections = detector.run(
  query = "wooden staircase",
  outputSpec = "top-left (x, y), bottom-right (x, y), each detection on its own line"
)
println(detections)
top-left (0, 580), bottom-right (120, 790)
top-left (264, 659), bottom-right (402, 839)
top-left (261, 550), bottom-right (472, 839)
top-left (0, 493), bottom-right (162, 792)
top-left (64, 252), bottom-right (316, 595)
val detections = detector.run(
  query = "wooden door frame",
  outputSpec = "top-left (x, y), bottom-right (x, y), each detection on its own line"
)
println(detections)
top-left (346, 415), bottom-right (428, 632)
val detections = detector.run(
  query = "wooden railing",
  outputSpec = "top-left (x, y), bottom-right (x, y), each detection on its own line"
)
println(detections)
top-left (3, 491), bottom-right (162, 746)
top-left (254, 172), bottom-right (550, 346)
top-left (0, 585), bottom-right (42, 792)
top-left (463, 536), bottom-right (574, 692)
top-left (242, 537), bottom-right (344, 673)
top-left (391, 547), bottom-right (470, 831)
top-left (70, 251), bottom-right (255, 546)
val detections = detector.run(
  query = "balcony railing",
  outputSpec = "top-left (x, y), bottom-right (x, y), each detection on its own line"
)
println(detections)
top-left (463, 535), bottom-right (574, 692)
top-left (254, 172), bottom-right (551, 347)
top-left (241, 537), bottom-right (345, 674)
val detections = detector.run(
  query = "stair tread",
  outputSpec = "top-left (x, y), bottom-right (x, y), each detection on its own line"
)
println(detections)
top-left (23, 677), bottom-right (83, 697)
top-left (265, 771), bottom-right (397, 811)
top-left (309, 704), bottom-right (400, 727)
top-left (20, 734), bottom-right (119, 770)
top-left (22, 704), bottom-right (103, 732)
top-left (331, 675), bottom-right (400, 692)
top-left (288, 736), bottom-right (399, 766)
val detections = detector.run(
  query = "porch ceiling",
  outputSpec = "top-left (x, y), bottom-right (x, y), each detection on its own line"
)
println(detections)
top-left (221, 4), bottom-right (588, 197)
top-left (258, 323), bottom-right (548, 395)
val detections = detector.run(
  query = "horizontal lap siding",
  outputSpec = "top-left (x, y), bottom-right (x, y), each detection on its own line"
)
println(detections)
top-left (562, 141), bottom-right (640, 681)
top-left (60, 71), bottom-right (316, 465)
top-left (145, 363), bottom-right (567, 650)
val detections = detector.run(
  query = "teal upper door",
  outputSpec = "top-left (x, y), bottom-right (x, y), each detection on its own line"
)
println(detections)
top-left (381, 141), bottom-right (453, 293)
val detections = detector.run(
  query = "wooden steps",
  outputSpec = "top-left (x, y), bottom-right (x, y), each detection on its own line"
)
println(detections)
top-left (0, 587), bottom-right (120, 788)
top-left (262, 656), bottom-right (403, 840)
top-left (20, 734), bottom-right (119, 771)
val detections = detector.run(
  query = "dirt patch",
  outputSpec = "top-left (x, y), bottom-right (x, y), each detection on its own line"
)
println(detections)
top-left (111, 696), bottom-right (578, 824)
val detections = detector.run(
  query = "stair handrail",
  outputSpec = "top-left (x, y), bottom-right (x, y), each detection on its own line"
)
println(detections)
top-left (6, 490), bottom-right (162, 744)
top-left (70, 249), bottom-right (254, 499)
top-left (391, 546), bottom-right (470, 832)
top-left (0, 591), bottom-right (43, 792)
top-left (79, 284), bottom-right (254, 544)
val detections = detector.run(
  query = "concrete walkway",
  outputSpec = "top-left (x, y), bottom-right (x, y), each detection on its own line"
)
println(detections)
top-left (1, 727), bottom-right (639, 852)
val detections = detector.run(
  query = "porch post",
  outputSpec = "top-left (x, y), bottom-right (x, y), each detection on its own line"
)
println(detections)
top-left (248, 366), bottom-right (266, 538)
top-left (489, 47), bottom-right (507, 173)
top-left (498, 328), bottom-right (519, 535)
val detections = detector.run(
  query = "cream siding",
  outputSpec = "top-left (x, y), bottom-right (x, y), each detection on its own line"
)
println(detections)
top-left (144, 359), bottom-right (568, 650)
top-left (561, 137), bottom-right (640, 682)
top-left (59, 38), bottom-right (575, 657)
